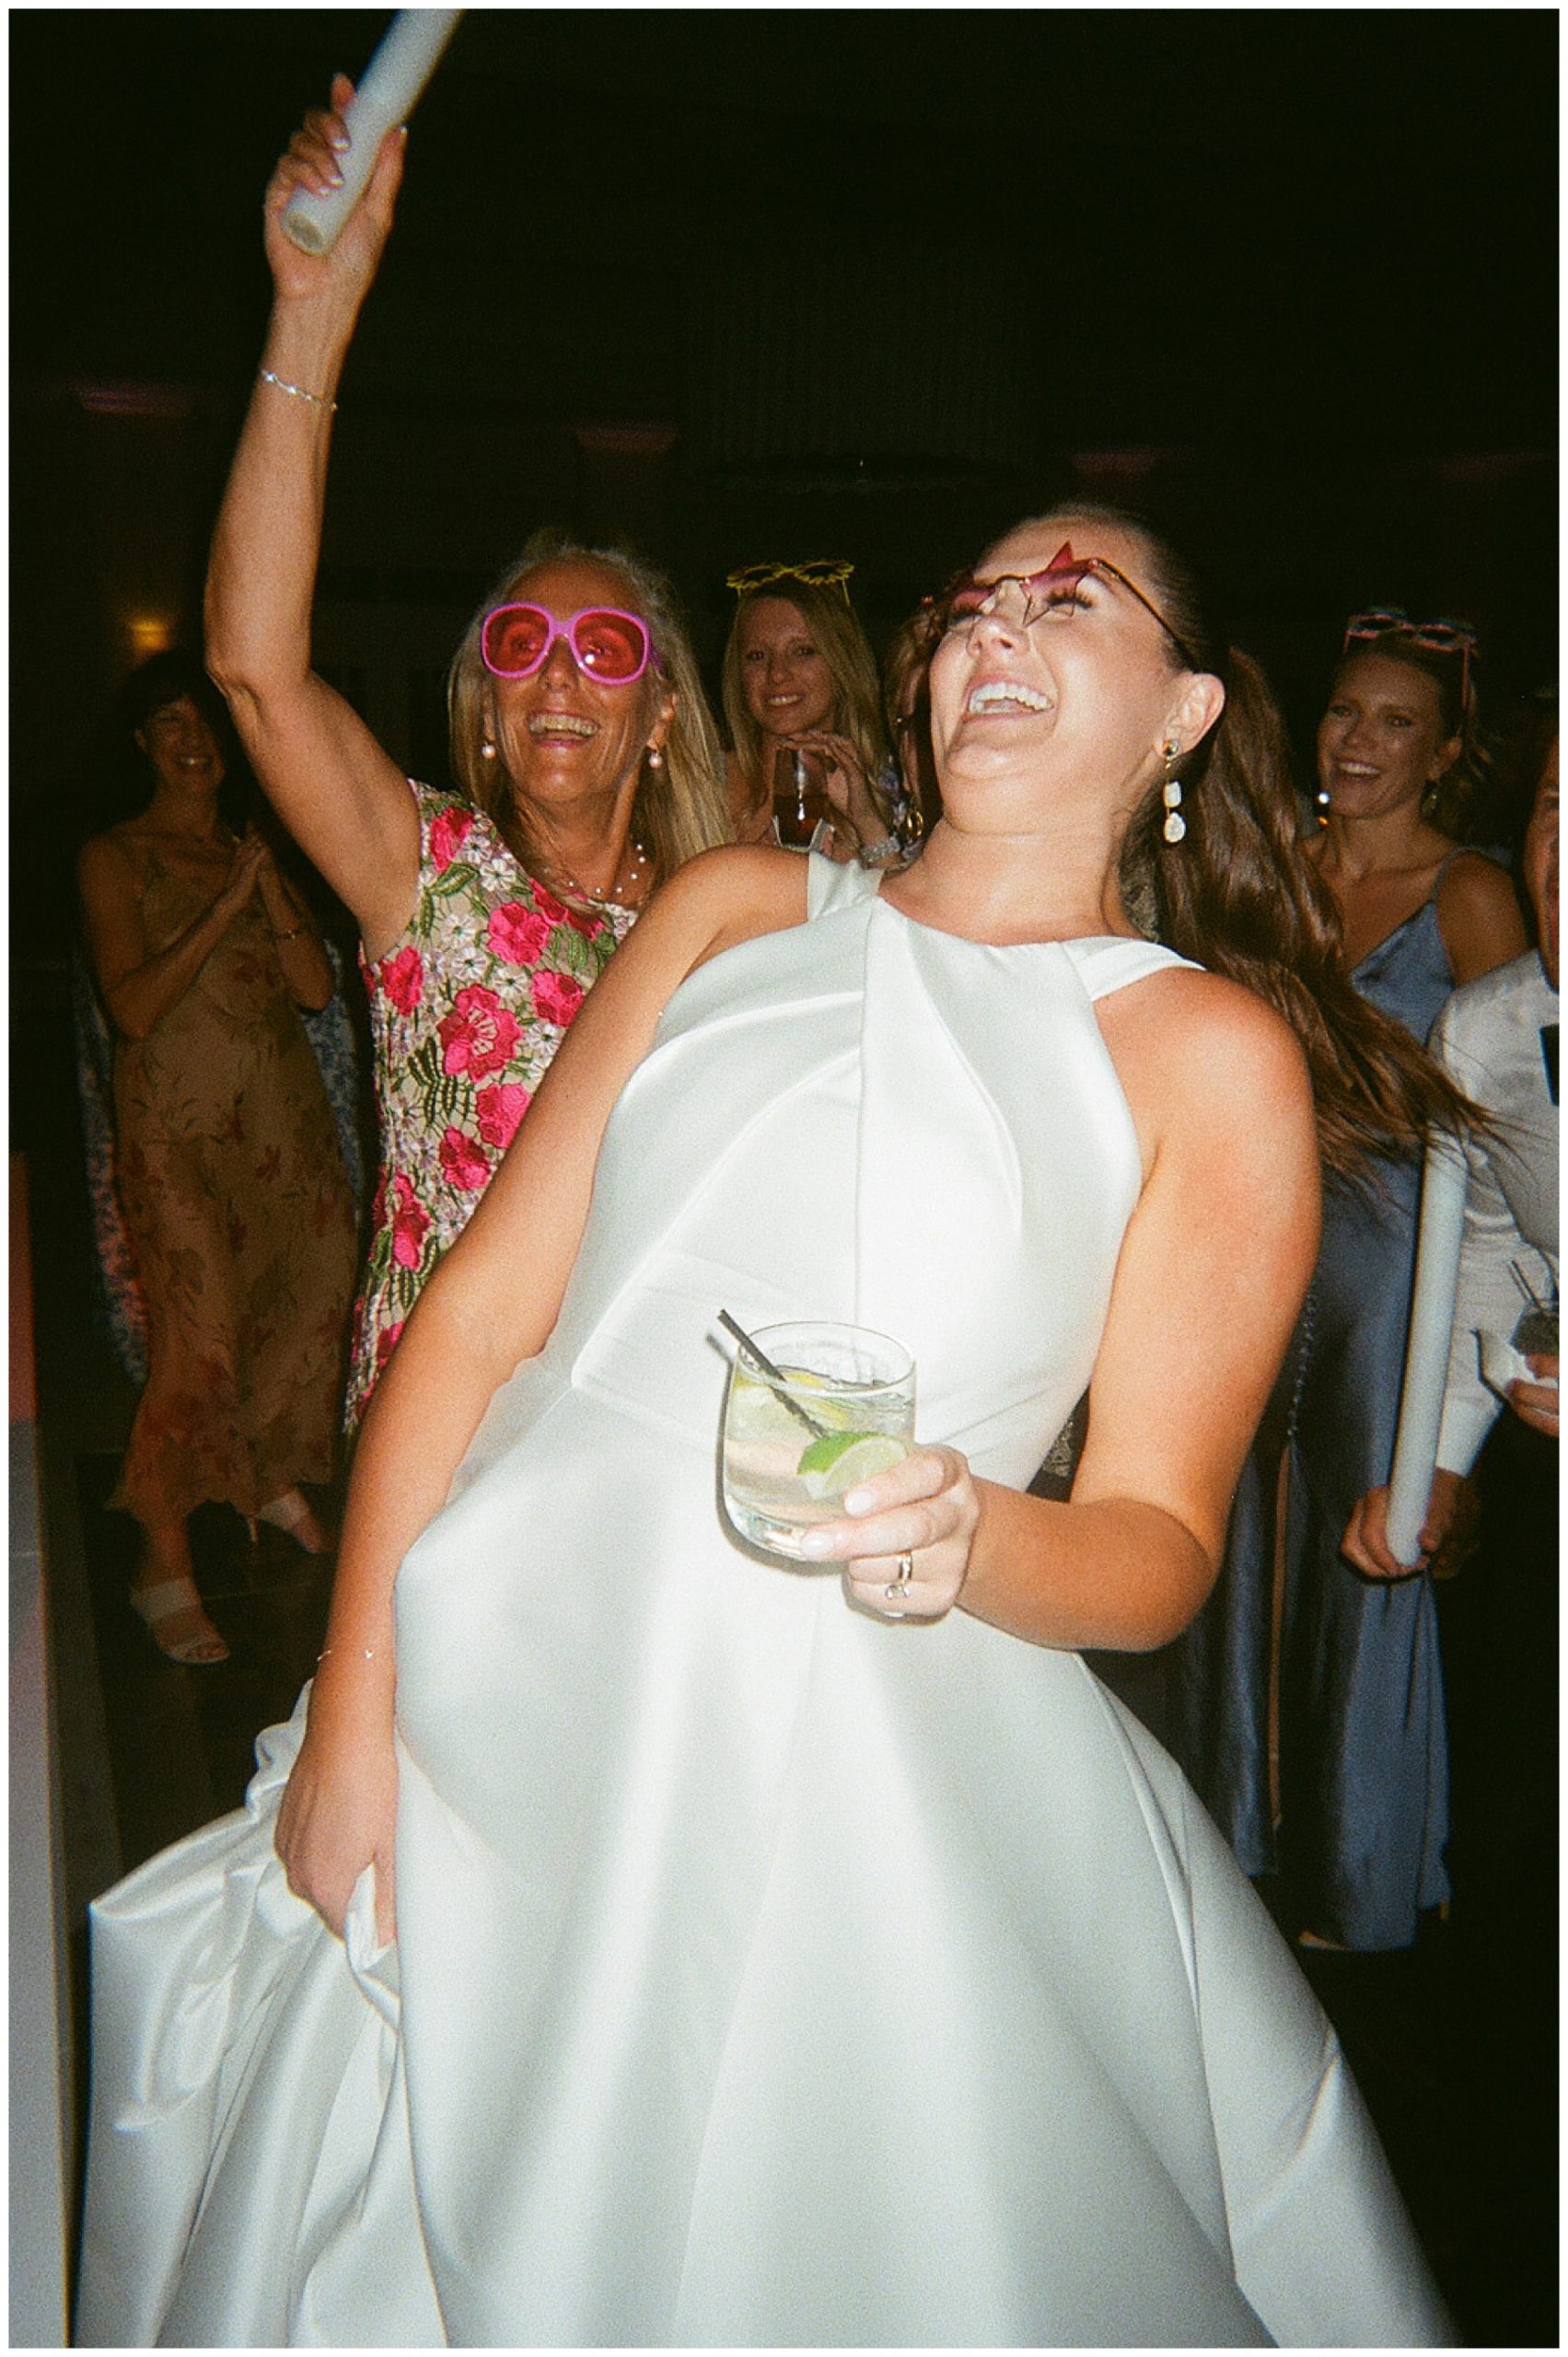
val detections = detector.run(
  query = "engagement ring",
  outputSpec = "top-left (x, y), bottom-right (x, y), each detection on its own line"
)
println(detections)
top-left (883, 1552), bottom-right (914, 1604)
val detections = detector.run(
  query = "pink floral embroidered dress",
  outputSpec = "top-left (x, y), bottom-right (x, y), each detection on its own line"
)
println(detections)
top-left (346, 780), bottom-right (636, 1424)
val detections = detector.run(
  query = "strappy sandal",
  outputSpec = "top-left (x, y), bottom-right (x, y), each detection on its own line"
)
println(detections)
top-left (130, 1576), bottom-right (230, 1666)
top-left (247, 1489), bottom-right (331, 1555)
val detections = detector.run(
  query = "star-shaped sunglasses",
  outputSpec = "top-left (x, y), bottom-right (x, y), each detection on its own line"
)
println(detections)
top-left (932, 543), bottom-right (1200, 669)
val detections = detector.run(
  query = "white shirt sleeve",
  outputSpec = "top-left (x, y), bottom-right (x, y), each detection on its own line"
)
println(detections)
top-left (1432, 970), bottom-right (1559, 1475)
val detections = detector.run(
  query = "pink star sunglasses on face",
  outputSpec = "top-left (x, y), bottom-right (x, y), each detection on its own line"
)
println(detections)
top-left (930, 542), bottom-right (1202, 670)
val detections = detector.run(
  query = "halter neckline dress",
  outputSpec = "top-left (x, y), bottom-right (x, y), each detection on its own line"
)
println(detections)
top-left (79, 857), bottom-right (1446, 2347)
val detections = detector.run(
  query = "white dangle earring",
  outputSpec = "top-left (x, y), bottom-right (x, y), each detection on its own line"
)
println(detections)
top-left (1161, 740), bottom-right (1186, 843)
top-left (480, 735), bottom-right (497, 761)
top-left (645, 744), bottom-right (664, 770)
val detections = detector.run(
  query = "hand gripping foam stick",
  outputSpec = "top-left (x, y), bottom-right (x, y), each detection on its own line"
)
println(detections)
top-left (282, 10), bottom-right (463, 256)
top-left (1385, 1129), bottom-right (1468, 1567)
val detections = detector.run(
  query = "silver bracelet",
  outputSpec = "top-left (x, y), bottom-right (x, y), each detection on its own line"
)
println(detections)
top-left (856, 835), bottom-right (902, 869)
top-left (259, 366), bottom-right (339, 414)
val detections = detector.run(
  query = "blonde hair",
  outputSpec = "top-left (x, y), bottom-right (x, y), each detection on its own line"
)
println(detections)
top-left (721, 576), bottom-right (891, 819)
top-left (447, 531), bottom-right (731, 877)
top-left (1328, 636), bottom-right (1494, 846)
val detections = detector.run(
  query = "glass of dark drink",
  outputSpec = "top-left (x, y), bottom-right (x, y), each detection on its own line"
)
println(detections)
top-left (772, 748), bottom-right (832, 850)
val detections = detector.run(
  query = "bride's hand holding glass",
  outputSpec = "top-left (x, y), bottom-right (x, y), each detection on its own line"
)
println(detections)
top-left (796, 1442), bottom-right (981, 1620)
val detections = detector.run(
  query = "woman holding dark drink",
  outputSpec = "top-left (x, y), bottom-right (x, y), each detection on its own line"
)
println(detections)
top-left (82, 481), bottom-right (1452, 2343)
top-left (203, 76), bottom-right (730, 1422)
top-left (720, 562), bottom-right (909, 863)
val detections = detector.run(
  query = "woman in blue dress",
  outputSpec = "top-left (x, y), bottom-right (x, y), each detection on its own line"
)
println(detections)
top-left (1167, 613), bottom-right (1527, 1950)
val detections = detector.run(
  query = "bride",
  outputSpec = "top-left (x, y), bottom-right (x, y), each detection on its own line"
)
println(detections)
top-left (79, 475), bottom-right (1455, 2339)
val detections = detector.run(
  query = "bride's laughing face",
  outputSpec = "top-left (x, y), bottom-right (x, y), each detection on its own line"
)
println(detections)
top-left (928, 517), bottom-right (1218, 835)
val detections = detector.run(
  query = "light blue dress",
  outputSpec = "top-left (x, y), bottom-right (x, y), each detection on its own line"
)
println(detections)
top-left (1168, 875), bottom-right (1462, 1950)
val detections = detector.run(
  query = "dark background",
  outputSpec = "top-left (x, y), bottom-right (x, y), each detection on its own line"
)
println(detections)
top-left (10, 5), bottom-right (1559, 951)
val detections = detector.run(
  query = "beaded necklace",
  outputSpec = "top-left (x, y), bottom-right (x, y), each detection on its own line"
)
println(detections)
top-left (536, 838), bottom-right (654, 912)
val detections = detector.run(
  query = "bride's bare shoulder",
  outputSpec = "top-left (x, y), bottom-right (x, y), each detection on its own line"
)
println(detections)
top-left (1098, 963), bottom-right (1316, 1175)
top-left (652, 843), bottom-right (811, 967)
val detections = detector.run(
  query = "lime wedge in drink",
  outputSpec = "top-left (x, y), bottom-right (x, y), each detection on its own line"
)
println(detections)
top-left (727, 1372), bottom-right (812, 1446)
top-left (796, 1430), bottom-right (910, 1501)
top-left (728, 1364), bottom-right (863, 1444)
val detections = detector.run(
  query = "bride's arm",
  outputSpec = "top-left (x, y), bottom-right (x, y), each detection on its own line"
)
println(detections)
top-left (276, 847), bottom-right (802, 1936)
top-left (800, 970), bottom-right (1322, 1648)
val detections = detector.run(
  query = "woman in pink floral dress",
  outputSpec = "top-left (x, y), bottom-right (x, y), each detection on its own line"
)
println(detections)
top-left (346, 788), bottom-right (649, 1421)
top-left (205, 82), bottom-right (730, 1421)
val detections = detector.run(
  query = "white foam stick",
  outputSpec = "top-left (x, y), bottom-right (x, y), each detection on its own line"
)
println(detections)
top-left (282, 10), bottom-right (463, 256)
top-left (1386, 1130), bottom-right (1468, 1565)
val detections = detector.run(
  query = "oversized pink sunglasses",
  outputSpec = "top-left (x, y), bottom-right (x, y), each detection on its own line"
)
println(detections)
top-left (481, 602), bottom-right (661, 684)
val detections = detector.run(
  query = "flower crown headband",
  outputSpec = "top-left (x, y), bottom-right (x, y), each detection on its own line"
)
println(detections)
top-left (726, 558), bottom-right (854, 604)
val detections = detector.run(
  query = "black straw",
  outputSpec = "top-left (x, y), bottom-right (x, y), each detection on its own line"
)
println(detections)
top-left (718, 1309), bottom-right (830, 1442)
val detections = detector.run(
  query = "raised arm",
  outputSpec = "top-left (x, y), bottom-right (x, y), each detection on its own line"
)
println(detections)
top-left (203, 79), bottom-right (421, 959)
top-left (799, 970), bottom-right (1322, 1649)
top-left (275, 847), bottom-right (804, 1937)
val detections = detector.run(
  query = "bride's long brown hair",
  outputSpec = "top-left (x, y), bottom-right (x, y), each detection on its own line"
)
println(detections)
top-left (1031, 502), bottom-right (1476, 1183)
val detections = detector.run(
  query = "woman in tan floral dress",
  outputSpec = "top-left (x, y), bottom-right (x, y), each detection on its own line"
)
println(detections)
top-left (205, 84), bottom-right (731, 1422)
top-left (78, 656), bottom-right (359, 1664)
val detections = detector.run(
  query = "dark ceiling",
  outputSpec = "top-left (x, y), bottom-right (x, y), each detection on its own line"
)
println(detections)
top-left (8, 6), bottom-right (1560, 819)
top-left (12, 7), bottom-right (1557, 452)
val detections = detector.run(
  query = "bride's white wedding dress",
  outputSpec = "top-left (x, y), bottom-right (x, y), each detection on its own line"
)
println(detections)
top-left (78, 859), bottom-right (1449, 2348)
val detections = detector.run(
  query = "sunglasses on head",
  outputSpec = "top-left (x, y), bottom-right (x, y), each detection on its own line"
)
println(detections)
top-left (480, 603), bottom-right (660, 685)
top-left (934, 542), bottom-right (1200, 668)
top-left (1342, 608), bottom-right (1478, 713)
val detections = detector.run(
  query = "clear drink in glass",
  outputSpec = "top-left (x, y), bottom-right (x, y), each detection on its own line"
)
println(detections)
top-left (722, 1320), bottom-right (915, 1557)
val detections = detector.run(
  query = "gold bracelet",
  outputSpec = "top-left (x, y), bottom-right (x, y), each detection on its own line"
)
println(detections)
top-left (258, 366), bottom-right (339, 414)
top-left (317, 1644), bottom-right (376, 1663)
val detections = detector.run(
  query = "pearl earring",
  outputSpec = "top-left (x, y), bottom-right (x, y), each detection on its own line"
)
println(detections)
top-left (646, 745), bottom-right (664, 770)
top-left (481, 737), bottom-right (497, 762)
top-left (1161, 740), bottom-right (1186, 844)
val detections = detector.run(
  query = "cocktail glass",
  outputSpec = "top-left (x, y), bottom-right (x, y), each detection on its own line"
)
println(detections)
top-left (721, 1319), bottom-right (915, 1558)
